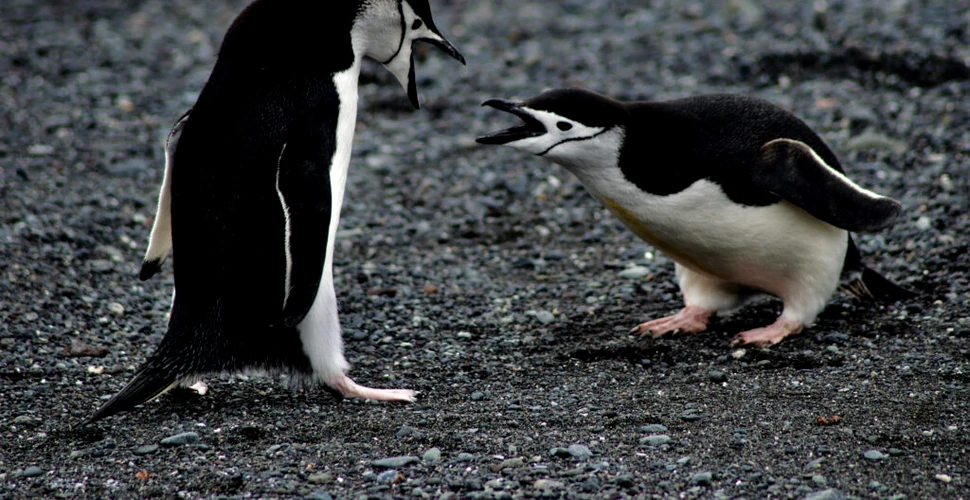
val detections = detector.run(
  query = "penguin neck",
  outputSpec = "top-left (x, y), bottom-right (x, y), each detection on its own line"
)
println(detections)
top-left (546, 127), bottom-right (626, 184)
top-left (323, 58), bottom-right (363, 283)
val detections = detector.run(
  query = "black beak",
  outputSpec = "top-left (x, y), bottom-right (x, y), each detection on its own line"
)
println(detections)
top-left (422, 35), bottom-right (466, 65)
top-left (476, 99), bottom-right (547, 145)
top-left (406, 35), bottom-right (465, 110)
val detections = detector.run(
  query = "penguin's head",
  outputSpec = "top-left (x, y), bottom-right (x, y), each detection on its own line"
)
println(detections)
top-left (357, 0), bottom-right (465, 109)
top-left (476, 88), bottom-right (627, 167)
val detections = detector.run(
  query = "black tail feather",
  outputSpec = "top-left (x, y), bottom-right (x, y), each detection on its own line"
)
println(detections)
top-left (842, 266), bottom-right (916, 302)
top-left (84, 363), bottom-right (177, 425)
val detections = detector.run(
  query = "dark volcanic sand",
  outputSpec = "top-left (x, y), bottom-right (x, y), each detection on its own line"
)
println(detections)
top-left (2, 0), bottom-right (969, 498)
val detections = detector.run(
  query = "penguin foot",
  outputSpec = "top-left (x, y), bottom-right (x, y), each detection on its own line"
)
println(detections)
top-left (326, 375), bottom-right (415, 402)
top-left (186, 380), bottom-right (208, 395)
top-left (730, 319), bottom-right (804, 348)
top-left (631, 306), bottom-right (711, 336)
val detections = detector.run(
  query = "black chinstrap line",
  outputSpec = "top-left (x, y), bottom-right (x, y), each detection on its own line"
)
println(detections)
top-left (381, 0), bottom-right (408, 65)
top-left (537, 126), bottom-right (614, 157)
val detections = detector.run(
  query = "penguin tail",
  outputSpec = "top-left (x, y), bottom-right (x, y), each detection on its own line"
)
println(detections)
top-left (84, 362), bottom-right (178, 425)
top-left (842, 266), bottom-right (916, 303)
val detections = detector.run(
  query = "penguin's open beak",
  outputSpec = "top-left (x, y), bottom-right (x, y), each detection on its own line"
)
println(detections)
top-left (476, 99), bottom-right (547, 145)
top-left (402, 35), bottom-right (464, 109)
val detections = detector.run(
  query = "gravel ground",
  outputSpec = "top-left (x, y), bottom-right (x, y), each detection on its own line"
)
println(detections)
top-left (2, 0), bottom-right (970, 498)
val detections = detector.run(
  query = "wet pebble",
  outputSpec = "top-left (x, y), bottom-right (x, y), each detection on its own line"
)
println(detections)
top-left (22, 466), bottom-right (43, 477)
top-left (422, 448), bottom-right (441, 463)
top-left (372, 456), bottom-right (419, 468)
top-left (134, 444), bottom-right (159, 455)
top-left (689, 471), bottom-right (712, 486)
top-left (567, 444), bottom-right (593, 459)
top-left (160, 432), bottom-right (200, 446)
top-left (804, 488), bottom-right (846, 500)
top-left (640, 435), bottom-right (671, 446)
top-left (534, 310), bottom-right (555, 324)
top-left (376, 470), bottom-right (401, 484)
top-left (618, 266), bottom-right (650, 279)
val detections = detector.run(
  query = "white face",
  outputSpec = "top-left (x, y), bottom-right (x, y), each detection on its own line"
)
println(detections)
top-left (353, 0), bottom-right (462, 107)
top-left (503, 107), bottom-right (609, 157)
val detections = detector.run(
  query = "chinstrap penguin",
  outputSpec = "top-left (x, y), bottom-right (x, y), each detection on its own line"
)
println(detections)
top-left (477, 88), bottom-right (913, 348)
top-left (89, 0), bottom-right (464, 423)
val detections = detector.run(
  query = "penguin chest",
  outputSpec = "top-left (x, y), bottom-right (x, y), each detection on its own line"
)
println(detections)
top-left (590, 178), bottom-right (848, 292)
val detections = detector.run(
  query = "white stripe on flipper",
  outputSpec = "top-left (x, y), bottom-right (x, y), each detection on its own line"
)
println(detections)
top-left (275, 142), bottom-right (293, 310)
top-left (772, 138), bottom-right (886, 201)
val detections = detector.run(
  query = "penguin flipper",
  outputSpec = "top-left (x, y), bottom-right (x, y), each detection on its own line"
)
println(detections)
top-left (140, 110), bottom-right (191, 280)
top-left (274, 140), bottom-right (333, 326)
top-left (750, 138), bottom-right (901, 233)
top-left (85, 362), bottom-right (178, 424)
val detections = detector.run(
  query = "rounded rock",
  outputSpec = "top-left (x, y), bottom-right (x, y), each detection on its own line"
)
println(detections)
top-left (567, 444), bottom-right (593, 460)
top-left (160, 432), bottom-right (200, 446)
top-left (863, 450), bottom-right (886, 461)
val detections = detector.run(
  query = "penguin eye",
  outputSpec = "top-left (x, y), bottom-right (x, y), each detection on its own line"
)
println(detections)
top-left (411, 19), bottom-right (423, 30)
top-left (557, 121), bottom-right (573, 131)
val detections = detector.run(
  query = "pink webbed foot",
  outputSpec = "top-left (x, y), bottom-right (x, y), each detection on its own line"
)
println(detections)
top-left (326, 375), bottom-right (415, 402)
top-left (186, 380), bottom-right (208, 395)
top-left (730, 318), bottom-right (804, 348)
top-left (631, 305), bottom-right (712, 337)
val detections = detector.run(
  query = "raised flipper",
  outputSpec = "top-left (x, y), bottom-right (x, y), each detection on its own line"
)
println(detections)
top-left (750, 138), bottom-right (901, 233)
top-left (140, 110), bottom-right (191, 280)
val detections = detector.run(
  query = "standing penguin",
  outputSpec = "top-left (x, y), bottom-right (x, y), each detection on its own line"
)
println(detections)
top-left (89, 0), bottom-right (464, 422)
top-left (477, 88), bottom-right (912, 347)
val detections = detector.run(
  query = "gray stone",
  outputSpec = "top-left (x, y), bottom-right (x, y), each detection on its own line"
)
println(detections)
top-left (535, 310), bottom-right (556, 324)
top-left (863, 450), bottom-right (886, 461)
top-left (396, 425), bottom-right (419, 438)
top-left (306, 489), bottom-right (334, 500)
top-left (160, 432), bottom-right (200, 446)
top-left (708, 370), bottom-right (727, 383)
top-left (134, 444), bottom-right (159, 455)
top-left (22, 466), bottom-right (43, 477)
top-left (455, 452), bottom-right (475, 462)
top-left (372, 456), bottom-right (419, 468)
top-left (618, 266), bottom-right (650, 279)
top-left (689, 471), bottom-right (713, 486)
top-left (641, 424), bottom-right (668, 433)
top-left (567, 444), bottom-right (593, 459)
top-left (377, 470), bottom-right (401, 484)
top-left (470, 391), bottom-right (485, 401)
top-left (307, 472), bottom-right (332, 484)
top-left (804, 488), bottom-right (846, 500)
top-left (640, 435), bottom-right (672, 446)
top-left (422, 448), bottom-right (442, 463)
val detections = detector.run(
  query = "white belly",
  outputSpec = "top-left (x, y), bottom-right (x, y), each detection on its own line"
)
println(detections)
top-left (585, 177), bottom-right (848, 298)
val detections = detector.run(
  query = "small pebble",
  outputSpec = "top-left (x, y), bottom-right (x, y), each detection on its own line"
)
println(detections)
top-left (372, 456), bottom-right (419, 468)
top-left (708, 370), bottom-right (727, 383)
top-left (455, 452), bottom-right (475, 462)
top-left (689, 471), bottom-right (712, 486)
top-left (641, 424), bottom-right (668, 433)
top-left (422, 448), bottom-right (441, 463)
top-left (935, 474), bottom-right (952, 483)
top-left (863, 450), bottom-right (886, 461)
top-left (533, 479), bottom-right (564, 490)
top-left (307, 472), bottom-right (332, 484)
top-left (618, 266), bottom-right (650, 279)
top-left (306, 490), bottom-right (333, 500)
top-left (915, 216), bottom-right (932, 231)
top-left (376, 470), bottom-right (401, 484)
top-left (160, 432), bottom-right (200, 446)
top-left (12, 415), bottom-right (33, 425)
top-left (22, 466), bottom-right (43, 477)
top-left (567, 444), bottom-right (593, 460)
top-left (640, 435), bottom-right (671, 446)
top-left (396, 425), bottom-right (419, 438)
top-left (470, 391), bottom-right (485, 401)
top-left (134, 444), bottom-right (159, 455)
top-left (107, 302), bottom-right (125, 315)
top-left (680, 410), bottom-right (703, 422)
top-left (804, 488), bottom-right (846, 500)
top-left (534, 311), bottom-right (555, 324)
